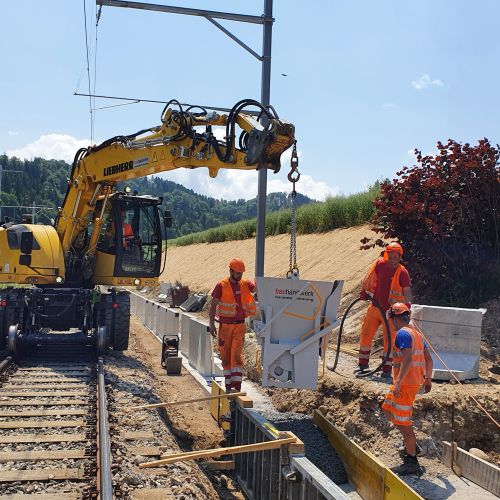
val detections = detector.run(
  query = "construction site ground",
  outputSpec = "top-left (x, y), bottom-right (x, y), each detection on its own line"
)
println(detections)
top-left (154, 224), bottom-right (500, 499)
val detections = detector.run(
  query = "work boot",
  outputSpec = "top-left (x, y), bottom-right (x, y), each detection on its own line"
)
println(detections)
top-left (397, 442), bottom-right (423, 456)
top-left (380, 371), bottom-right (393, 383)
top-left (392, 454), bottom-right (424, 476)
top-left (354, 365), bottom-right (369, 375)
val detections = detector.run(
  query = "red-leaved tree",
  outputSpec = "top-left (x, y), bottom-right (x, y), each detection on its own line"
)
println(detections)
top-left (362, 138), bottom-right (500, 306)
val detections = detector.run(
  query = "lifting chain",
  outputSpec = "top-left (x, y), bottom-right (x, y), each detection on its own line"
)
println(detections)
top-left (287, 141), bottom-right (300, 279)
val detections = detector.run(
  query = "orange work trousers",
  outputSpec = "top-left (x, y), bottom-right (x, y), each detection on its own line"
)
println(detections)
top-left (218, 322), bottom-right (246, 391)
top-left (382, 384), bottom-right (420, 427)
top-left (358, 304), bottom-right (395, 373)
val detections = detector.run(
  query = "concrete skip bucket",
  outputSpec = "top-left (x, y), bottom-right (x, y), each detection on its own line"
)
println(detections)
top-left (253, 277), bottom-right (344, 389)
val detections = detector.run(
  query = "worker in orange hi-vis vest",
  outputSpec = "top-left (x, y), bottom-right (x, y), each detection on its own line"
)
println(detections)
top-left (356, 242), bottom-right (412, 380)
top-left (209, 259), bottom-right (256, 392)
top-left (382, 303), bottom-right (433, 476)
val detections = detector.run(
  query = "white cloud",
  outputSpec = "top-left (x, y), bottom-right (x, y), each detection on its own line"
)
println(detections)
top-left (161, 137), bottom-right (338, 200)
top-left (5, 133), bottom-right (337, 201)
top-left (6, 134), bottom-right (90, 164)
top-left (411, 73), bottom-right (444, 90)
top-left (8, 131), bottom-right (19, 136)
top-left (162, 168), bottom-right (337, 201)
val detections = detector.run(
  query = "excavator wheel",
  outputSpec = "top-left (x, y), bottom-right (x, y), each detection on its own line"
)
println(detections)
top-left (0, 309), bottom-right (5, 351)
top-left (112, 291), bottom-right (130, 351)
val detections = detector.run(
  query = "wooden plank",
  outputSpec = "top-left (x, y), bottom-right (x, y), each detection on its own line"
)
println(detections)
top-left (0, 409), bottom-right (86, 417)
top-left (0, 433), bottom-right (87, 444)
top-left (0, 391), bottom-right (87, 397)
top-left (17, 365), bottom-right (91, 370)
top-left (0, 419), bottom-right (86, 429)
top-left (130, 446), bottom-right (162, 457)
top-left (123, 431), bottom-right (155, 441)
top-left (6, 377), bottom-right (89, 383)
top-left (0, 399), bottom-right (86, 406)
top-left (0, 494), bottom-right (80, 500)
top-left (0, 449), bottom-right (87, 462)
top-left (130, 391), bottom-right (246, 411)
top-left (144, 437), bottom-right (297, 467)
top-left (200, 460), bottom-right (235, 470)
top-left (131, 489), bottom-right (174, 500)
top-left (0, 467), bottom-right (85, 482)
top-left (209, 381), bottom-right (230, 431)
top-left (442, 441), bottom-right (500, 497)
top-left (2, 384), bottom-right (87, 390)
top-left (313, 410), bottom-right (423, 500)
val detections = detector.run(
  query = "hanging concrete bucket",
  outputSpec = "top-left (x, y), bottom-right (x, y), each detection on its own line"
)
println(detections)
top-left (253, 277), bottom-right (344, 389)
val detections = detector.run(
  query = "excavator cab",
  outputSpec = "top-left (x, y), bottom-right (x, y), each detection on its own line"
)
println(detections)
top-left (93, 193), bottom-right (163, 286)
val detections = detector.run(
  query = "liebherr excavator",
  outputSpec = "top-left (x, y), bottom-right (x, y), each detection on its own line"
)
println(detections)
top-left (0, 99), bottom-right (295, 355)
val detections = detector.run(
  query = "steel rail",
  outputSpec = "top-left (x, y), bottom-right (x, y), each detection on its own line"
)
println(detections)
top-left (98, 357), bottom-right (113, 500)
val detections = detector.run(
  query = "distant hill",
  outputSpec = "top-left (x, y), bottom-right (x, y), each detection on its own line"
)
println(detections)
top-left (0, 155), bottom-right (314, 237)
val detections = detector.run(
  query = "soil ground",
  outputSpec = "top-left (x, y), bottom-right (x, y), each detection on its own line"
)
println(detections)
top-left (123, 315), bottom-right (245, 499)
top-left (156, 225), bottom-right (500, 498)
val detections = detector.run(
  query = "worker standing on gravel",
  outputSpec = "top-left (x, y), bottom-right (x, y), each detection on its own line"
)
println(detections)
top-left (209, 259), bottom-right (256, 392)
top-left (356, 242), bottom-right (412, 379)
top-left (382, 303), bottom-right (433, 476)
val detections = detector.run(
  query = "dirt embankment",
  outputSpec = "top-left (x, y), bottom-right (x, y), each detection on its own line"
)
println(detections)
top-left (160, 225), bottom-right (500, 468)
top-left (163, 225), bottom-right (380, 295)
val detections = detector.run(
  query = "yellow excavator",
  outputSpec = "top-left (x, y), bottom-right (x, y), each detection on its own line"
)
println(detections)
top-left (0, 99), bottom-right (295, 354)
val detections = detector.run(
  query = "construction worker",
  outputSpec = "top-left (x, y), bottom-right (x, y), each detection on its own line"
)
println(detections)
top-left (209, 259), bottom-right (256, 392)
top-left (382, 303), bottom-right (433, 476)
top-left (356, 242), bottom-right (412, 379)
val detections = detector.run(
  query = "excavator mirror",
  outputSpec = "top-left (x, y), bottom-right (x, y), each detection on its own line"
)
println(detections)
top-left (163, 211), bottom-right (173, 229)
top-left (19, 254), bottom-right (32, 266)
top-left (20, 231), bottom-right (34, 255)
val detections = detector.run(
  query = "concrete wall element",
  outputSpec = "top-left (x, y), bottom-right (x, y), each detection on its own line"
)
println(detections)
top-left (187, 316), bottom-right (213, 377)
top-left (442, 441), bottom-right (500, 497)
top-left (411, 304), bottom-right (484, 380)
top-left (164, 308), bottom-right (180, 337)
top-left (179, 313), bottom-right (191, 357)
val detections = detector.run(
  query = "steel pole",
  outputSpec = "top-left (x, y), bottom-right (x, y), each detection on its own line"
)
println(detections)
top-left (255, 0), bottom-right (273, 278)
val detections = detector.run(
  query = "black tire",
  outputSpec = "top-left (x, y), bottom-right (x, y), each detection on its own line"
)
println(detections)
top-left (112, 291), bottom-right (130, 351)
top-left (0, 309), bottom-right (5, 351)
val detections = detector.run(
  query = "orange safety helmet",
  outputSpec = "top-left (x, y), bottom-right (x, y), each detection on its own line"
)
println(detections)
top-left (383, 242), bottom-right (403, 260)
top-left (388, 302), bottom-right (410, 318)
top-left (229, 258), bottom-right (246, 273)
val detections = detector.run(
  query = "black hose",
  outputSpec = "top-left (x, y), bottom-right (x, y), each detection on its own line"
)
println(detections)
top-left (331, 297), bottom-right (363, 372)
top-left (330, 297), bottom-right (392, 378)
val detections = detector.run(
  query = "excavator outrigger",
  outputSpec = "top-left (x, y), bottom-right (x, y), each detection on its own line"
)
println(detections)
top-left (0, 99), bottom-right (295, 355)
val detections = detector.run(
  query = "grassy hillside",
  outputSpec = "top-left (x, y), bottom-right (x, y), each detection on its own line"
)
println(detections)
top-left (170, 184), bottom-right (379, 246)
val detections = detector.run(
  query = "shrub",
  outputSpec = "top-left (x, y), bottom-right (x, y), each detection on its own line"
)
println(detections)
top-left (364, 138), bottom-right (500, 307)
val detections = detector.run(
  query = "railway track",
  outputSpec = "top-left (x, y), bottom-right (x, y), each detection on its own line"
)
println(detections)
top-left (0, 346), bottom-right (111, 499)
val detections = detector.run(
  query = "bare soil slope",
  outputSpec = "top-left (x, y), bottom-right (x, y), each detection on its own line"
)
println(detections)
top-left (163, 225), bottom-right (380, 294)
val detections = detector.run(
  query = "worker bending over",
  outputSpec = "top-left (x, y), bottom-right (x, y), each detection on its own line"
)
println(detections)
top-left (357, 242), bottom-right (412, 379)
top-left (209, 259), bottom-right (256, 392)
top-left (382, 303), bottom-right (433, 476)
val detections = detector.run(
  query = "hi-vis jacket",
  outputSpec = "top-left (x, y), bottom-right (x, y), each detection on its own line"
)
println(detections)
top-left (393, 326), bottom-right (426, 386)
top-left (362, 257), bottom-right (406, 305)
top-left (217, 278), bottom-right (256, 319)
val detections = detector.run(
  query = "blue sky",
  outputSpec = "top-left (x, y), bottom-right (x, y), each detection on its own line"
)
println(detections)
top-left (2, 1), bottom-right (499, 201)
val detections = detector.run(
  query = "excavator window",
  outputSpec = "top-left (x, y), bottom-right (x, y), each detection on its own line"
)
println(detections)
top-left (96, 197), bottom-right (161, 277)
top-left (6, 225), bottom-right (40, 251)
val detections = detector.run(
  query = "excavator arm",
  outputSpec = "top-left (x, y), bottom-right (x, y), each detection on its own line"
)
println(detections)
top-left (55, 99), bottom-right (294, 283)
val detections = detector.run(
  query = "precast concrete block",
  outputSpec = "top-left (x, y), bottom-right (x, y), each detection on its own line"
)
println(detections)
top-left (136, 295), bottom-right (145, 322)
top-left (156, 306), bottom-right (167, 337)
top-left (165, 308), bottom-right (180, 336)
top-left (129, 293), bottom-right (137, 315)
top-left (179, 313), bottom-right (191, 357)
top-left (411, 304), bottom-right (485, 380)
top-left (188, 317), bottom-right (212, 377)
